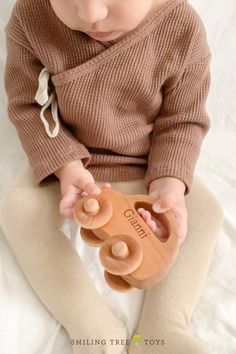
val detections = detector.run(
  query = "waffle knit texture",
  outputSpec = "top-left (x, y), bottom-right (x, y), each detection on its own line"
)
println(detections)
top-left (4, 0), bottom-right (211, 193)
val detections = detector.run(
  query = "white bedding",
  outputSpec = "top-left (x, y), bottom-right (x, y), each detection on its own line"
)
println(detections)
top-left (0, 1), bottom-right (236, 353)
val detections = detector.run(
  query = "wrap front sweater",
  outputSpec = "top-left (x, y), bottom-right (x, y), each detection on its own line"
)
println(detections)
top-left (4, 0), bottom-right (211, 193)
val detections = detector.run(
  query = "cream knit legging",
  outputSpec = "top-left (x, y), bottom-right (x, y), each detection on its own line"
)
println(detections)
top-left (0, 163), bottom-right (223, 354)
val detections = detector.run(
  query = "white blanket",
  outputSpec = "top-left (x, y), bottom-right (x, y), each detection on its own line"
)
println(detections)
top-left (0, 1), bottom-right (236, 353)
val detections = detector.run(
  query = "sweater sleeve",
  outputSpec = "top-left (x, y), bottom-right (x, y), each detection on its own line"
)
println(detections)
top-left (4, 33), bottom-right (91, 185)
top-left (144, 52), bottom-right (211, 195)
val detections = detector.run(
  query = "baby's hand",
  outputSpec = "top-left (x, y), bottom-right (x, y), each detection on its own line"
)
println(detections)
top-left (147, 176), bottom-right (188, 245)
top-left (55, 160), bottom-right (111, 218)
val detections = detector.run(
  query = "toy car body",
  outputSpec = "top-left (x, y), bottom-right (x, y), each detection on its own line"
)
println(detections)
top-left (73, 187), bottom-right (179, 292)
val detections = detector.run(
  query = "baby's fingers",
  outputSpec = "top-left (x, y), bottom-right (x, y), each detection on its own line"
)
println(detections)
top-left (101, 182), bottom-right (111, 188)
top-left (60, 194), bottom-right (78, 218)
top-left (60, 187), bottom-right (82, 218)
top-left (137, 208), bottom-right (168, 241)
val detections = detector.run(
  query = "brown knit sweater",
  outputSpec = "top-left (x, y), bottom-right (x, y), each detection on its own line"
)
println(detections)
top-left (4, 0), bottom-right (211, 194)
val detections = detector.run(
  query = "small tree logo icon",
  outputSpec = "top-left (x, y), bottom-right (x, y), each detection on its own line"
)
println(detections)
top-left (131, 333), bottom-right (141, 346)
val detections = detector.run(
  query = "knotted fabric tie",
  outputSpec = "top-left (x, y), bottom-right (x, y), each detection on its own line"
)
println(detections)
top-left (34, 68), bottom-right (60, 138)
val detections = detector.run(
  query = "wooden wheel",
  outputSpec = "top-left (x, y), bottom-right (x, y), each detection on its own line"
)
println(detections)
top-left (99, 235), bottom-right (143, 275)
top-left (73, 195), bottom-right (113, 229)
top-left (80, 227), bottom-right (103, 247)
top-left (104, 270), bottom-right (134, 292)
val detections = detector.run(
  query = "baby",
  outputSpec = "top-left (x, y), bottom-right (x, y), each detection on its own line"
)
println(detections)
top-left (49, 0), bottom-right (188, 243)
top-left (1, 0), bottom-right (218, 353)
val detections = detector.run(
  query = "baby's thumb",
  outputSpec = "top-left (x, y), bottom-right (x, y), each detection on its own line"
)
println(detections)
top-left (83, 181), bottom-right (101, 196)
top-left (152, 194), bottom-right (177, 213)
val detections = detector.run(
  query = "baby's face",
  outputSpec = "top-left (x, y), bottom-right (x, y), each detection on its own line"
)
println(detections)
top-left (49, 0), bottom-right (163, 41)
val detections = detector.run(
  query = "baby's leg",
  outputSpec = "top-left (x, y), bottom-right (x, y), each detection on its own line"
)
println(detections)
top-left (0, 164), bottom-right (127, 354)
top-left (127, 177), bottom-right (223, 354)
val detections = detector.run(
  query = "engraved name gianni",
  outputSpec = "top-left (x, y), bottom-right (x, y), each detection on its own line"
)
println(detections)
top-left (123, 209), bottom-right (152, 239)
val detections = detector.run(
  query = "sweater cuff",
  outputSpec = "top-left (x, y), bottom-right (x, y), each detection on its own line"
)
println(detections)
top-left (31, 147), bottom-right (91, 185)
top-left (144, 165), bottom-right (192, 195)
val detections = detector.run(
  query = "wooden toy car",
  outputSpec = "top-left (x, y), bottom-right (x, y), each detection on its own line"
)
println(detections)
top-left (73, 187), bottom-right (180, 292)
